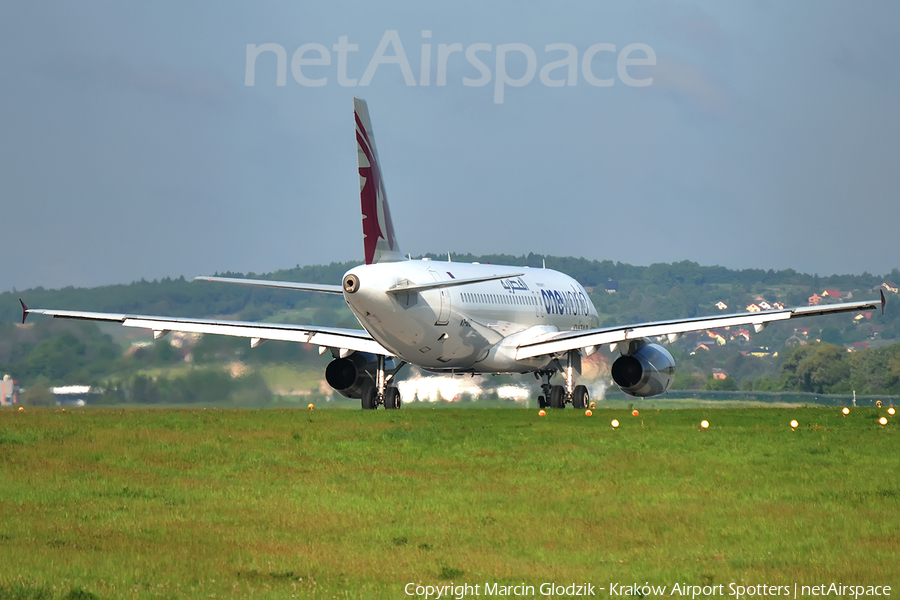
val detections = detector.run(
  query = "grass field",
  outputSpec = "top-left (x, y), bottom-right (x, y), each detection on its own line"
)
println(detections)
top-left (0, 406), bottom-right (897, 599)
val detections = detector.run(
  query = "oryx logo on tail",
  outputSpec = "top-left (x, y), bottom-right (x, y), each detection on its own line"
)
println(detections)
top-left (354, 98), bottom-right (404, 265)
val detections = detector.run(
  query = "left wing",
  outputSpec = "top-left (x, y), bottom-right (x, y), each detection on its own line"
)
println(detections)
top-left (516, 294), bottom-right (885, 360)
top-left (20, 301), bottom-right (390, 356)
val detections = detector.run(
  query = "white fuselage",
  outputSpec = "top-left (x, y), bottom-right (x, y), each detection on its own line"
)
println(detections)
top-left (342, 260), bottom-right (600, 373)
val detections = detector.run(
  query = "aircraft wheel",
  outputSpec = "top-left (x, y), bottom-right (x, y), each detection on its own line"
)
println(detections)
top-left (549, 385), bottom-right (566, 409)
top-left (361, 387), bottom-right (377, 410)
top-left (538, 395), bottom-right (547, 409)
top-left (572, 385), bottom-right (589, 409)
top-left (383, 386), bottom-right (401, 409)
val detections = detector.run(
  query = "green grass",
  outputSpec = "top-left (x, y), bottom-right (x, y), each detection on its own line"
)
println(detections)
top-left (0, 407), bottom-right (897, 598)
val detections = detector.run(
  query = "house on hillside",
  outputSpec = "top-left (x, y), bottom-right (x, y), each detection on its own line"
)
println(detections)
top-left (712, 368), bottom-right (728, 380)
top-left (715, 301), bottom-right (728, 310)
top-left (605, 279), bottom-right (619, 294)
top-left (746, 303), bottom-right (762, 313)
top-left (691, 343), bottom-right (712, 355)
top-left (706, 330), bottom-right (726, 345)
top-left (809, 294), bottom-right (822, 306)
top-left (785, 335), bottom-right (808, 347)
top-left (881, 282), bottom-right (899, 294)
top-left (733, 329), bottom-right (751, 342)
top-left (822, 290), bottom-right (842, 299)
top-left (741, 347), bottom-right (773, 358)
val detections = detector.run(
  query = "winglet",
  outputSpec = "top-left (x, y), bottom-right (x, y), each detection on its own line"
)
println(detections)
top-left (881, 289), bottom-right (886, 315)
top-left (19, 299), bottom-right (28, 324)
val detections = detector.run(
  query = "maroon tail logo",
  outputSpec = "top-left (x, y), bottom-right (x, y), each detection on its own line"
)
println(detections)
top-left (356, 111), bottom-right (398, 265)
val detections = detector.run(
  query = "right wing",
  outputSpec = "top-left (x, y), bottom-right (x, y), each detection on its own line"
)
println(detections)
top-left (516, 293), bottom-right (885, 360)
top-left (20, 301), bottom-right (389, 356)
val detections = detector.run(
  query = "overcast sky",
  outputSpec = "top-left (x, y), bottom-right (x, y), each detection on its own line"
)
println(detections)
top-left (2, 1), bottom-right (898, 292)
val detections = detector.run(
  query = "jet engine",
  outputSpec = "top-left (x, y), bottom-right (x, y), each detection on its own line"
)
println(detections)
top-left (325, 352), bottom-right (400, 399)
top-left (610, 340), bottom-right (676, 397)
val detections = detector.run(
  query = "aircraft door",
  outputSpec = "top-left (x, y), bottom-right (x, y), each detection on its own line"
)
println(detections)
top-left (428, 270), bottom-right (451, 326)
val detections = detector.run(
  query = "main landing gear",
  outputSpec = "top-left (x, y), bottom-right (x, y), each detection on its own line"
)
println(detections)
top-left (361, 354), bottom-right (405, 410)
top-left (536, 350), bottom-right (590, 409)
top-left (361, 386), bottom-right (401, 409)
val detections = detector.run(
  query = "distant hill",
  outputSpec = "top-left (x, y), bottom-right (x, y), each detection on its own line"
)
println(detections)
top-left (3, 255), bottom-right (898, 395)
top-left (5, 255), bottom-right (897, 323)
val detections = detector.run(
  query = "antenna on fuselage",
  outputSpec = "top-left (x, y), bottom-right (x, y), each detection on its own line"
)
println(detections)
top-left (448, 252), bottom-right (452, 262)
top-left (542, 258), bottom-right (546, 269)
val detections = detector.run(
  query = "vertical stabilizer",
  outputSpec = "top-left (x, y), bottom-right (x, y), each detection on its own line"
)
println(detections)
top-left (354, 98), bottom-right (405, 265)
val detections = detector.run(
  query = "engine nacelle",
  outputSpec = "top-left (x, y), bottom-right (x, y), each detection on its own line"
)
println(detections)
top-left (611, 341), bottom-right (676, 397)
top-left (325, 352), bottom-right (399, 399)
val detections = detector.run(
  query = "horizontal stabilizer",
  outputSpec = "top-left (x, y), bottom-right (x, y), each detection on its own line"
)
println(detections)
top-left (194, 276), bottom-right (344, 294)
top-left (386, 273), bottom-right (525, 294)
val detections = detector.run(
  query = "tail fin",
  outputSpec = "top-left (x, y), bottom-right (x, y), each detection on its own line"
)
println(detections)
top-left (354, 98), bottom-right (405, 265)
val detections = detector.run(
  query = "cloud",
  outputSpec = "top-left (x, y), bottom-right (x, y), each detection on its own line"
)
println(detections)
top-left (651, 55), bottom-right (734, 117)
top-left (647, 0), bottom-right (730, 55)
top-left (49, 53), bottom-right (231, 107)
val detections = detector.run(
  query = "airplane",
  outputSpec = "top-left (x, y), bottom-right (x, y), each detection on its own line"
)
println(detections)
top-left (21, 98), bottom-right (885, 410)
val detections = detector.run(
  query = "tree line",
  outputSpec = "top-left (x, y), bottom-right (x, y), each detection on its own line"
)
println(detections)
top-left (3, 256), bottom-right (899, 402)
